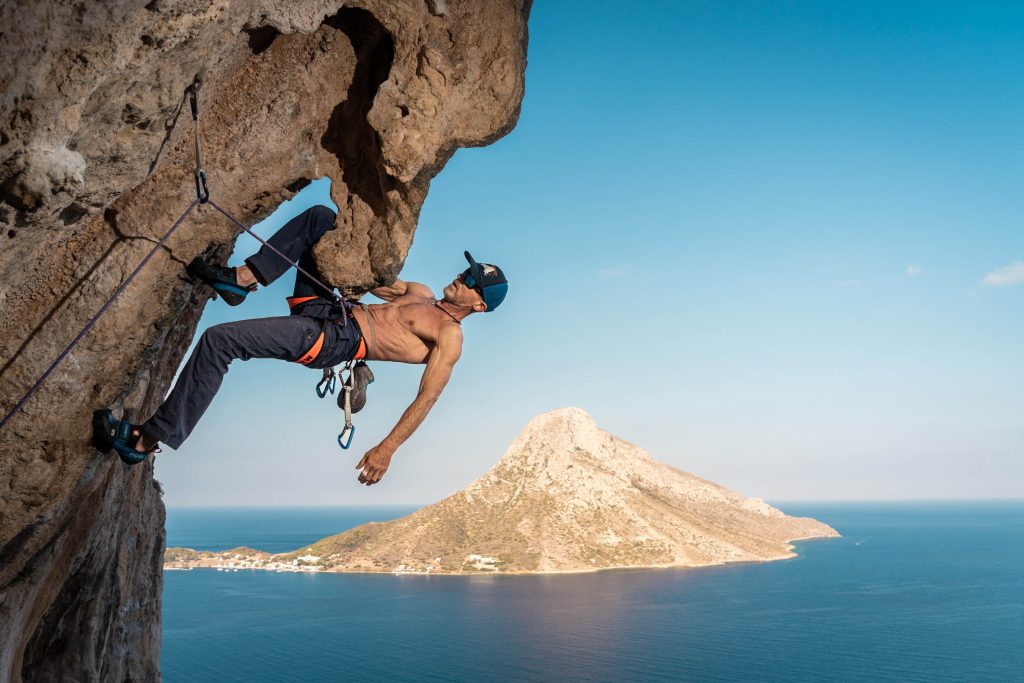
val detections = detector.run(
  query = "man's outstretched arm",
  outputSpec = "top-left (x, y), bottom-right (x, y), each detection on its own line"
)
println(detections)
top-left (356, 325), bottom-right (463, 485)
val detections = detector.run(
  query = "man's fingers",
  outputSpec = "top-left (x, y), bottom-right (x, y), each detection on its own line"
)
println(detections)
top-left (358, 467), bottom-right (382, 486)
top-left (355, 454), bottom-right (387, 486)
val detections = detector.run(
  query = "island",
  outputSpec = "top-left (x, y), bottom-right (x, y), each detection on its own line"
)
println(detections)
top-left (165, 408), bottom-right (839, 575)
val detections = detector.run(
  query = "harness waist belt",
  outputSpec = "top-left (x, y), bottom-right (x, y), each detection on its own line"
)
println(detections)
top-left (287, 295), bottom-right (367, 365)
top-left (287, 295), bottom-right (318, 309)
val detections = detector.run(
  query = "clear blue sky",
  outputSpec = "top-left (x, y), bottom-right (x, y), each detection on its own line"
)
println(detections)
top-left (156, 0), bottom-right (1023, 505)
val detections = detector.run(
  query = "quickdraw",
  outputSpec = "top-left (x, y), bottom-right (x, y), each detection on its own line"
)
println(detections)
top-left (187, 79), bottom-right (209, 203)
top-left (337, 361), bottom-right (356, 449)
top-left (316, 361), bottom-right (356, 449)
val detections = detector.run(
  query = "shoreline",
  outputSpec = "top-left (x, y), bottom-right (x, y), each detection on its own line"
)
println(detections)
top-left (163, 531), bottom-right (840, 577)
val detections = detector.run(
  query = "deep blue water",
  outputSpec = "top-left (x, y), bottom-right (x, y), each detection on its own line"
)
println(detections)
top-left (162, 502), bottom-right (1024, 682)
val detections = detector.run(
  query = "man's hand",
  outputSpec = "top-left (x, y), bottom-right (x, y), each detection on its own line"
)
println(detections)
top-left (356, 444), bottom-right (394, 486)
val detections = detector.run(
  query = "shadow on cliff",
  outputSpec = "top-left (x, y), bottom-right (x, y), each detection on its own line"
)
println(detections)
top-left (0, 208), bottom-right (187, 386)
top-left (320, 8), bottom-right (396, 217)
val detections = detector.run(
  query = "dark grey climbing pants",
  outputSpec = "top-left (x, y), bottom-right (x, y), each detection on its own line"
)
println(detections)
top-left (142, 205), bottom-right (360, 449)
top-left (245, 204), bottom-right (337, 304)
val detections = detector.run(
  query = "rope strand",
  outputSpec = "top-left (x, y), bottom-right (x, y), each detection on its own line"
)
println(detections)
top-left (0, 200), bottom-right (200, 431)
top-left (207, 199), bottom-right (342, 304)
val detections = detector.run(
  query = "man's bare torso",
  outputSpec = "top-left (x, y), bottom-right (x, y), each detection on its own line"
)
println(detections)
top-left (351, 284), bottom-right (461, 364)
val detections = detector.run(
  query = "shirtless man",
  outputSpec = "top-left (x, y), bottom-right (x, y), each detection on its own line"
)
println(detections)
top-left (90, 205), bottom-right (509, 486)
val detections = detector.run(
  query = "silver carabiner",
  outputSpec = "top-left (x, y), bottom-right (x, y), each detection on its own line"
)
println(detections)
top-left (338, 423), bottom-right (355, 449)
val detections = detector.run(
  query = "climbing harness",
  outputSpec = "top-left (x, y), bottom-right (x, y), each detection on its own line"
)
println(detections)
top-left (0, 73), bottom-right (362, 452)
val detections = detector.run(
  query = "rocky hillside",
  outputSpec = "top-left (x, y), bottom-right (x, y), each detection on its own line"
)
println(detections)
top-left (167, 408), bottom-right (839, 574)
top-left (0, 2), bottom-right (530, 680)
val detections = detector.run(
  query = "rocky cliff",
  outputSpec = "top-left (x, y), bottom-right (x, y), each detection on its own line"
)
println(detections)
top-left (0, 1), bottom-right (530, 680)
top-left (167, 408), bottom-right (839, 574)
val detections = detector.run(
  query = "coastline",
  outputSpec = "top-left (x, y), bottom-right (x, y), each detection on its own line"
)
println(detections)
top-left (163, 529), bottom-right (840, 577)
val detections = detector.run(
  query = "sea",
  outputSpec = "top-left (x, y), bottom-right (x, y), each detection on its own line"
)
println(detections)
top-left (162, 502), bottom-right (1024, 682)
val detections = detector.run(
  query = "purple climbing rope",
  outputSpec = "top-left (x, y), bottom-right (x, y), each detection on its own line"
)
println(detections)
top-left (0, 200), bottom-right (200, 432)
top-left (207, 199), bottom-right (343, 305)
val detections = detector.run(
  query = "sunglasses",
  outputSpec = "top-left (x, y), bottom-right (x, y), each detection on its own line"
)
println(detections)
top-left (459, 269), bottom-right (482, 294)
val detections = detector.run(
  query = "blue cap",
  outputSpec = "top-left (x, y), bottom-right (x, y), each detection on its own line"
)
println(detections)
top-left (464, 251), bottom-right (508, 312)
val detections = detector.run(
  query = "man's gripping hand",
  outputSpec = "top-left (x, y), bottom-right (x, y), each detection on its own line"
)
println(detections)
top-left (356, 444), bottom-right (394, 486)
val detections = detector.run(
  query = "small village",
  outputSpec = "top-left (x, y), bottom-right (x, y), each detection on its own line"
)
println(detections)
top-left (164, 548), bottom-right (503, 575)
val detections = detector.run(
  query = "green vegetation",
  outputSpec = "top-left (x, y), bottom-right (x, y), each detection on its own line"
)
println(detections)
top-left (164, 547), bottom-right (200, 561)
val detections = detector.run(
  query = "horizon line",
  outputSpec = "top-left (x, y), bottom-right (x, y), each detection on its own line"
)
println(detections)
top-left (165, 497), bottom-right (1024, 509)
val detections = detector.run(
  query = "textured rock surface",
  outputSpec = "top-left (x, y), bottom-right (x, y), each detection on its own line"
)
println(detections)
top-left (0, 1), bottom-right (530, 680)
top-left (168, 408), bottom-right (839, 574)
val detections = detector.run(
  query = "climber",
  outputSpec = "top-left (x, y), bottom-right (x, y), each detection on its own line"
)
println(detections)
top-left (91, 204), bottom-right (508, 486)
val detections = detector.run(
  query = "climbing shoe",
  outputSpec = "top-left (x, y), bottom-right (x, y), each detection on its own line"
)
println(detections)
top-left (186, 256), bottom-right (256, 306)
top-left (339, 361), bottom-right (374, 414)
top-left (91, 409), bottom-right (159, 465)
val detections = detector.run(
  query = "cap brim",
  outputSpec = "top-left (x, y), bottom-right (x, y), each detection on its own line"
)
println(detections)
top-left (464, 250), bottom-right (483, 286)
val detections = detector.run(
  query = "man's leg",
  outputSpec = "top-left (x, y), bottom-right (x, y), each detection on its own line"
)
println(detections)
top-left (140, 315), bottom-right (323, 449)
top-left (242, 205), bottom-right (337, 297)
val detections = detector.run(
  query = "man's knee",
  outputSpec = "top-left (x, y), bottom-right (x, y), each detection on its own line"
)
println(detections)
top-left (198, 323), bottom-right (238, 358)
top-left (305, 204), bottom-right (337, 228)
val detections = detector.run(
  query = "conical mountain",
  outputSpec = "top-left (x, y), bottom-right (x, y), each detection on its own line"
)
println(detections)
top-left (277, 407), bottom-right (839, 573)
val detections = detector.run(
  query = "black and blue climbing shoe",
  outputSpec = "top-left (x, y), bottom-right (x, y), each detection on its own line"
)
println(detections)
top-left (186, 256), bottom-right (256, 306)
top-left (339, 361), bottom-right (375, 414)
top-left (91, 409), bottom-right (159, 465)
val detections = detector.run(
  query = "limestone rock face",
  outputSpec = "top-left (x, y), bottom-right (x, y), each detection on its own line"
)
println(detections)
top-left (0, 1), bottom-right (530, 679)
top-left (194, 408), bottom-right (837, 574)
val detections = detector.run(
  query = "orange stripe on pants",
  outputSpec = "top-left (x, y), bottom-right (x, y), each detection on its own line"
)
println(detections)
top-left (295, 331), bottom-right (325, 365)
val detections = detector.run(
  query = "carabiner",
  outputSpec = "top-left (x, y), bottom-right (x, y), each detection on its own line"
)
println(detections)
top-left (316, 368), bottom-right (337, 398)
top-left (338, 423), bottom-right (355, 449)
top-left (188, 83), bottom-right (200, 121)
top-left (194, 169), bottom-right (210, 203)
